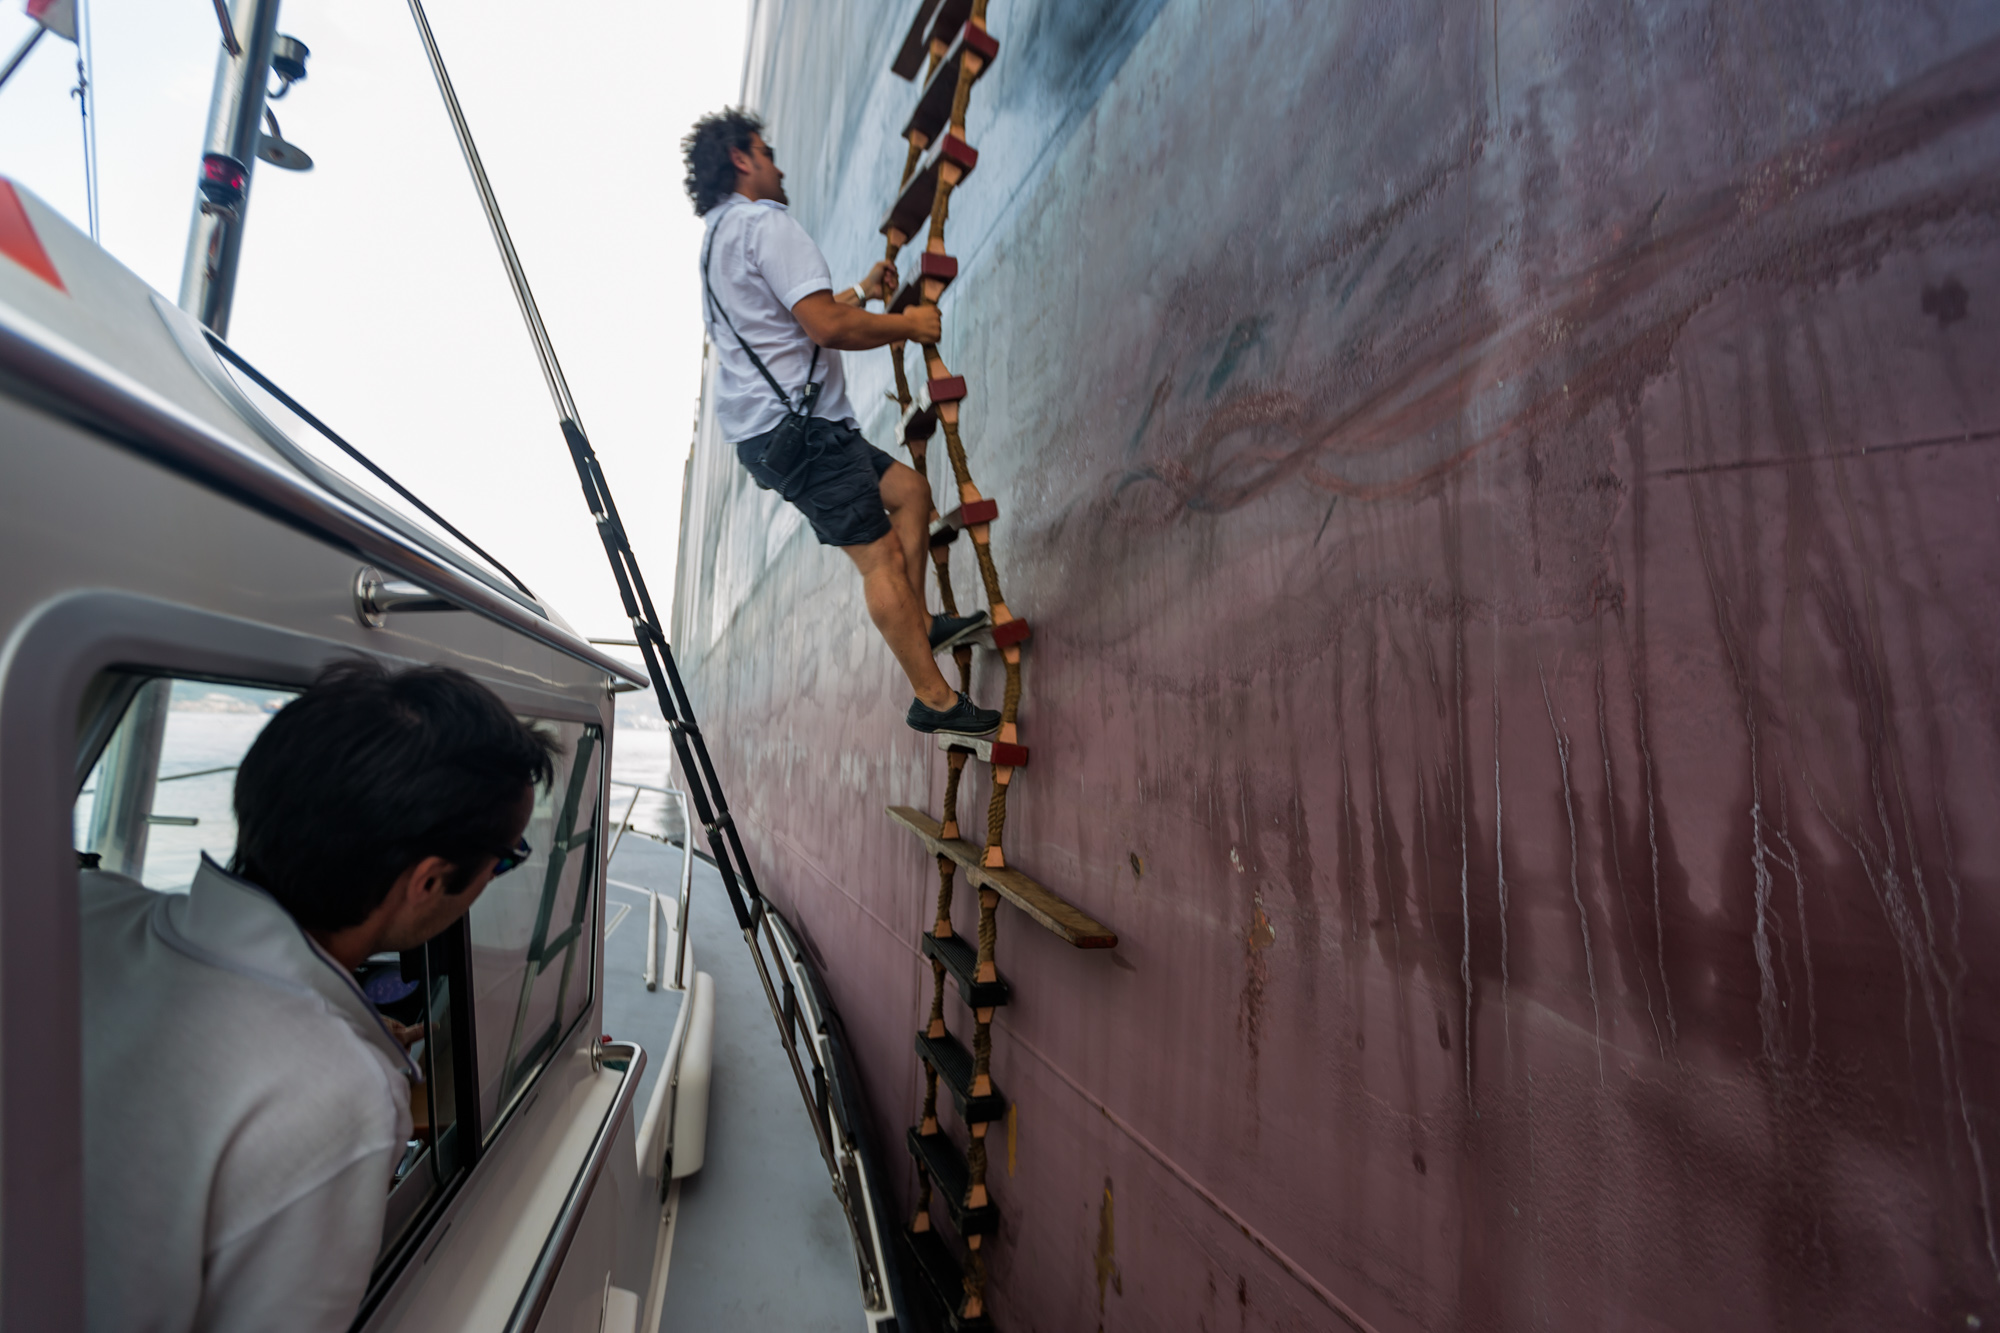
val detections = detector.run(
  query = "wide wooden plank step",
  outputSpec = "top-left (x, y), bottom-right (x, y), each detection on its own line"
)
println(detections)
top-left (934, 731), bottom-right (1029, 767)
top-left (888, 806), bottom-right (1117, 948)
top-left (908, 1127), bottom-right (1000, 1236)
top-left (916, 1028), bottom-right (1006, 1124)
top-left (923, 929), bottom-right (1011, 1008)
top-left (928, 496), bottom-right (998, 546)
top-left (882, 133), bottom-right (980, 240)
top-left (904, 1224), bottom-right (995, 1333)
top-left (904, 21), bottom-right (1002, 144)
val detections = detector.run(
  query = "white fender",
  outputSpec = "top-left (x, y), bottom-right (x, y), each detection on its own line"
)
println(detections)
top-left (670, 971), bottom-right (715, 1178)
top-left (636, 936), bottom-right (697, 1185)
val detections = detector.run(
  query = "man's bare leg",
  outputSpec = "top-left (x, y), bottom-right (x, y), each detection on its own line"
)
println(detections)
top-left (843, 531), bottom-right (956, 710)
top-left (879, 460), bottom-right (931, 605)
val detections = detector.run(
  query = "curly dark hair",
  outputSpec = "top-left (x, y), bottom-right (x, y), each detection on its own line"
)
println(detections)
top-left (682, 107), bottom-right (764, 216)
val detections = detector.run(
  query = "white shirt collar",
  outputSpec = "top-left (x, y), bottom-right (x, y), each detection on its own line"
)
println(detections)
top-left (155, 855), bottom-right (421, 1080)
top-left (715, 190), bottom-right (785, 217)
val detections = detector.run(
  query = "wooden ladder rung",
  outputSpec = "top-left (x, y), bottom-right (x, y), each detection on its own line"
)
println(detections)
top-left (928, 496), bottom-right (998, 546)
top-left (934, 732), bottom-right (1029, 767)
top-left (916, 1027), bottom-right (1007, 1124)
top-left (904, 1223), bottom-right (995, 1332)
top-left (973, 617), bottom-right (1031, 650)
top-left (903, 20), bottom-right (1003, 144)
top-left (900, 395), bottom-right (939, 447)
top-left (881, 134), bottom-right (980, 241)
top-left (890, 251), bottom-right (961, 314)
top-left (889, 0), bottom-right (947, 80)
top-left (908, 1127), bottom-right (1000, 1236)
top-left (922, 0), bottom-right (976, 55)
top-left (923, 929), bottom-right (1011, 1008)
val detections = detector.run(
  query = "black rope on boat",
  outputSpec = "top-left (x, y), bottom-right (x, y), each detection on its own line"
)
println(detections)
top-left (205, 335), bottom-right (537, 599)
top-left (402, 0), bottom-right (847, 1182)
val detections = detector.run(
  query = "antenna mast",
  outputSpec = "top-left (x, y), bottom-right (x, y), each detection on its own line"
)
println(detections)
top-left (177, 0), bottom-right (281, 335)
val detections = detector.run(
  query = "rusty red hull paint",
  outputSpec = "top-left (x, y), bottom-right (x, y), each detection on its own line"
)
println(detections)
top-left (671, 2), bottom-right (2000, 1328)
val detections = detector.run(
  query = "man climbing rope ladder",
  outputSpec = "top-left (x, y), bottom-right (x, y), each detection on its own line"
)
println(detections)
top-left (682, 108), bottom-right (999, 736)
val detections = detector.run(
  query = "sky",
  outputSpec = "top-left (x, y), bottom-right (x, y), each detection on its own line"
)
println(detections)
top-left (0, 0), bottom-right (750, 641)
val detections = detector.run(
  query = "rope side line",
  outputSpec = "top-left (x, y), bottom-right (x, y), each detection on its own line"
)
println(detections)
top-left (895, 12), bottom-right (1015, 1322)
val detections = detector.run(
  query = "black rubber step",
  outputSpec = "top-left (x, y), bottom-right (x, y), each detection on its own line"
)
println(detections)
top-left (908, 1127), bottom-right (999, 1236)
top-left (923, 0), bottom-right (975, 53)
top-left (915, 1028), bottom-right (1006, 1124)
top-left (905, 1224), bottom-right (996, 1333)
top-left (889, 0), bottom-right (944, 79)
top-left (903, 21), bottom-right (1001, 144)
top-left (922, 929), bottom-right (1010, 1009)
top-left (900, 394), bottom-right (939, 449)
top-left (892, 250), bottom-right (960, 316)
top-left (881, 134), bottom-right (979, 241)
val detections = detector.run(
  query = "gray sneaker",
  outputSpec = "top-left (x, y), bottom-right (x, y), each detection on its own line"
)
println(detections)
top-left (928, 609), bottom-right (990, 652)
top-left (907, 691), bottom-right (1002, 736)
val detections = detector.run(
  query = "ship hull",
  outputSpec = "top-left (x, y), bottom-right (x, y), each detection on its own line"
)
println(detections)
top-left (672, 2), bottom-right (2000, 1327)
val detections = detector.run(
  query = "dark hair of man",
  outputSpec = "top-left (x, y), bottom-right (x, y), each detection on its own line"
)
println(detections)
top-left (682, 107), bottom-right (764, 217)
top-left (231, 659), bottom-right (560, 933)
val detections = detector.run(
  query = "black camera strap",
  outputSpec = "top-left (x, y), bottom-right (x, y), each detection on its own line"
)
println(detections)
top-left (703, 224), bottom-right (821, 416)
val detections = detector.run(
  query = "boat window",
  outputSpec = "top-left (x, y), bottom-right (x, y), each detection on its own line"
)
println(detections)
top-left (466, 720), bottom-right (603, 1136)
top-left (374, 926), bottom-right (472, 1261)
top-left (74, 676), bottom-right (297, 890)
top-left (72, 669), bottom-right (539, 1301)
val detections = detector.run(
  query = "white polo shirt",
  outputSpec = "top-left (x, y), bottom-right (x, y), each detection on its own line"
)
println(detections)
top-left (699, 192), bottom-right (860, 442)
top-left (81, 855), bottom-right (417, 1333)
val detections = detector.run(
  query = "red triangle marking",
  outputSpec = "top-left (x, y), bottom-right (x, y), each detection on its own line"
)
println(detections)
top-left (0, 181), bottom-right (66, 292)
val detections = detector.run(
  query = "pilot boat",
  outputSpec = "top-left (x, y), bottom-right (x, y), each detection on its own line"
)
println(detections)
top-left (0, 1), bottom-right (910, 1328)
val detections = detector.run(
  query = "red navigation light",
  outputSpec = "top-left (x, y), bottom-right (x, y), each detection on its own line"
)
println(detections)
top-left (198, 153), bottom-right (248, 210)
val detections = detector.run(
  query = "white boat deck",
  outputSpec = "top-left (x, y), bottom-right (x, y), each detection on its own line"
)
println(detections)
top-left (604, 836), bottom-right (862, 1331)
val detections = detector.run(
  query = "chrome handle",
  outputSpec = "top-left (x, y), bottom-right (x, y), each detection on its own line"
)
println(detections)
top-left (354, 565), bottom-right (458, 628)
top-left (502, 1040), bottom-right (647, 1333)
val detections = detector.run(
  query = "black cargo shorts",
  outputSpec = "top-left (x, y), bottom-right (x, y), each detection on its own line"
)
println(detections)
top-left (734, 416), bottom-right (896, 547)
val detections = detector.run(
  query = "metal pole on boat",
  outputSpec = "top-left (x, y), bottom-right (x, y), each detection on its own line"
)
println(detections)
top-left (401, 0), bottom-right (846, 1186)
top-left (177, 0), bottom-right (282, 336)
top-left (0, 27), bottom-right (43, 95)
top-left (671, 789), bottom-right (694, 991)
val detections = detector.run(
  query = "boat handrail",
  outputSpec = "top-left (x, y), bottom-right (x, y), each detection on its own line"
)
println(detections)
top-left (0, 300), bottom-right (648, 689)
top-left (502, 1039), bottom-right (647, 1333)
top-left (606, 779), bottom-right (695, 991)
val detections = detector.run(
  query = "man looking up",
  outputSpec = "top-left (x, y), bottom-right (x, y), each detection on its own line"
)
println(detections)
top-left (681, 107), bottom-right (1001, 737)
top-left (80, 660), bottom-right (558, 1332)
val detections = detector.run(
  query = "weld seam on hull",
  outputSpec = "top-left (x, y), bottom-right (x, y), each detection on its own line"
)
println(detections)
top-left (987, 1012), bottom-right (1380, 1331)
top-left (742, 807), bottom-right (925, 965)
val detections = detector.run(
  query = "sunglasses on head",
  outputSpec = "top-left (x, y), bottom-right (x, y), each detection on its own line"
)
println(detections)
top-left (492, 836), bottom-right (533, 877)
